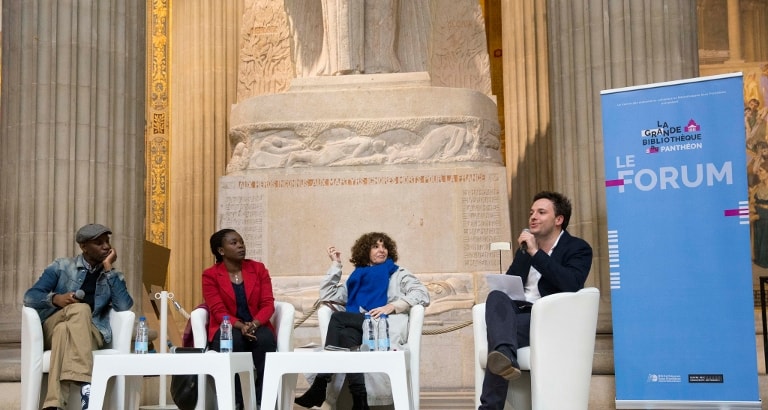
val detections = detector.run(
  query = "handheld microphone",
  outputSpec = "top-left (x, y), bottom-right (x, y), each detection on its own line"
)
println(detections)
top-left (521, 228), bottom-right (530, 252)
top-left (74, 289), bottom-right (85, 301)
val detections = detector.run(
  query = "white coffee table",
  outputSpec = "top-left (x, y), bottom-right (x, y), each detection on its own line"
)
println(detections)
top-left (90, 351), bottom-right (256, 410)
top-left (261, 350), bottom-right (410, 410)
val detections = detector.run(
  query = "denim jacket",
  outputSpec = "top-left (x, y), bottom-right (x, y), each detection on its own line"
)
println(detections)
top-left (23, 254), bottom-right (134, 344)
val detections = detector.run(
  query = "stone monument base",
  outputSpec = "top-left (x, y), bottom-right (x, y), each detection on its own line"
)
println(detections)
top-left (225, 72), bottom-right (502, 172)
top-left (217, 163), bottom-right (511, 277)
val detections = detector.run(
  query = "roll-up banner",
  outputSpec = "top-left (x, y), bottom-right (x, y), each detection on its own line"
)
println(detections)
top-left (601, 73), bottom-right (761, 409)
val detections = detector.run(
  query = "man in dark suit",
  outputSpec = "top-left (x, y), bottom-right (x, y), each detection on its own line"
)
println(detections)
top-left (479, 191), bottom-right (593, 410)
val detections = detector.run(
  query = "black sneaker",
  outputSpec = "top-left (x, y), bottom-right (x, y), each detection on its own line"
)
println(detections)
top-left (80, 383), bottom-right (91, 410)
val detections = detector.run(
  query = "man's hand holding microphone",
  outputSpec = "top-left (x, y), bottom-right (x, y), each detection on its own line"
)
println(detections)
top-left (518, 228), bottom-right (536, 256)
top-left (53, 289), bottom-right (85, 307)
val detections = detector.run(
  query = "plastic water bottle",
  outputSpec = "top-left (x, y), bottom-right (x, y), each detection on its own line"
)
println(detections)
top-left (361, 313), bottom-right (376, 351)
top-left (220, 315), bottom-right (233, 353)
top-left (134, 316), bottom-right (148, 354)
top-left (376, 314), bottom-right (390, 351)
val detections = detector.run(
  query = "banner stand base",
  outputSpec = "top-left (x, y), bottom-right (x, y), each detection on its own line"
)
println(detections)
top-left (616, 399), bottom-right (761, 409)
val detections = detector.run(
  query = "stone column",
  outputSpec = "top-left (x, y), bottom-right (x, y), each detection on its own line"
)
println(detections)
top-left (0, 1), bottom-right (146, 340)
top-left (727, 0), bottom-right (744, 63)
top-left (167, 0), bottom-right (243, 311)
top-left (741, 0), bottom-right (768, 62)
top-left (547, 0), bottom-right (699, 329)
top-left (500, 0), bottom-right (553, 236)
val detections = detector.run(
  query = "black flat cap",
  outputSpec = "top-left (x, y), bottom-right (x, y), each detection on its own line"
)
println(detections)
top-left (76, 224), bottom-right (112, 244)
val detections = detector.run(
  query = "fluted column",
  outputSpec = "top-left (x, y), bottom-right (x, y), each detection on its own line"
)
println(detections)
top-left (547, 0), bottom-right (698, 329)
top-left (0, 1), bottom-right (146, 340)
top-left (727, 0), bottom-right (743, 62)
top-left (167, 0), bottom-right (243, 313)
top-left (500, 0), bottom-right (553, 236)
top-left (741, 0), bottom-right (768, 62)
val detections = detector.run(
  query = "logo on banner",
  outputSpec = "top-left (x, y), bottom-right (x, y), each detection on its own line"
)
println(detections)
top-left (689, 374), bottom-right (724, 383)
top-left (641, 119), bottom-right (703, 153)
top-left (647, 374), bottom-right (682, 383)
top-left (606, 117), bottom-right (738, 200)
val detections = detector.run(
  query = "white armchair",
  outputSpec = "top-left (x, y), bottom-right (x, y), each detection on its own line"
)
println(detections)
top-left (190, 301), bottom-right (296, 410)
top-left (317, 304), bottom-right (425, 410)
top-left (473, 287), bottom-right (600, 410)
top-left (21, 306), bottom-right (135, 410)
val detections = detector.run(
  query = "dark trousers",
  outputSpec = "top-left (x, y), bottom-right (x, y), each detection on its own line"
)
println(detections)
top-left (323, 311), bottom-right (366, 394)
top-left (211, 326), bottom-right (277, 404)
top-left (479, 290), bottom-right (532, 410)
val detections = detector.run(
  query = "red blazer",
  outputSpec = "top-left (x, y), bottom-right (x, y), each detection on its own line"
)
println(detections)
top-left (202, 259), bottom-right (276, 342)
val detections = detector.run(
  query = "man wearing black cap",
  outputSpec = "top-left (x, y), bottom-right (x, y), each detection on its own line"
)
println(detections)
top-left (24, 224), bottom-right (134, 410)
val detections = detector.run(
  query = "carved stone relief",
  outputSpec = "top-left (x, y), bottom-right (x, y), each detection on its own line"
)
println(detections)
top-left (226, 117), bottom-right (501, 171)
top-left (238, 0), bottom-right (295, 99)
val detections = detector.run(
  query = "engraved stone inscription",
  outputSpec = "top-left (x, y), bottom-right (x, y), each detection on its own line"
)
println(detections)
top-left (218, 186), bottom-right (267, 261)
top-left (462, 184), bottom-right (502, 269)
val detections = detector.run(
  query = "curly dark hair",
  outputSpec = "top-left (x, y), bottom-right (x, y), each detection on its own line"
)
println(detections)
top-left (209, 228), bottom-right (237, 263)
top-left (532, 191), bottom-right (573, 230)
top-left (349, 232), bottom-right (398, 267)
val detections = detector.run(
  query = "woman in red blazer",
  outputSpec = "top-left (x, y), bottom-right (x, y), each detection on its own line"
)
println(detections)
top-left (202, 228), bottom-right (276, 409)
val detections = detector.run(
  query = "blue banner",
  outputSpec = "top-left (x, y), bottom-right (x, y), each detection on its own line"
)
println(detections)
top-left (601, 74), bottom-right (761, 408)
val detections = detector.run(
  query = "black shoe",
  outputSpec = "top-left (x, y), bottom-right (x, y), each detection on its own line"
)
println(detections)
top-left (294, 375), bottom-right (329, 408)
top-left (351, 392), bottom-right (370, 410)
top-left (487, 350), bottom-right (521, 381)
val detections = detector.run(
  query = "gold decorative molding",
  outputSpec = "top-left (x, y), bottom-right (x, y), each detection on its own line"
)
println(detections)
top-left (146, 0), bottom-right (170, 246)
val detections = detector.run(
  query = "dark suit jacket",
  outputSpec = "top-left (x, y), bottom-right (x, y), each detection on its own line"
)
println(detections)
top-left (202, 259), bottom-right (275, 342)
top-left (505, 230), bottom-right (592, 297)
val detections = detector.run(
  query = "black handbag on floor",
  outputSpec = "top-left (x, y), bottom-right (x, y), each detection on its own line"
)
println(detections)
top-left (170, 374), bottom-right (198, 410)
top-left (169, 347), bottom-right (212, 410)
top-left (171, 373), bottom-right (218, 410)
